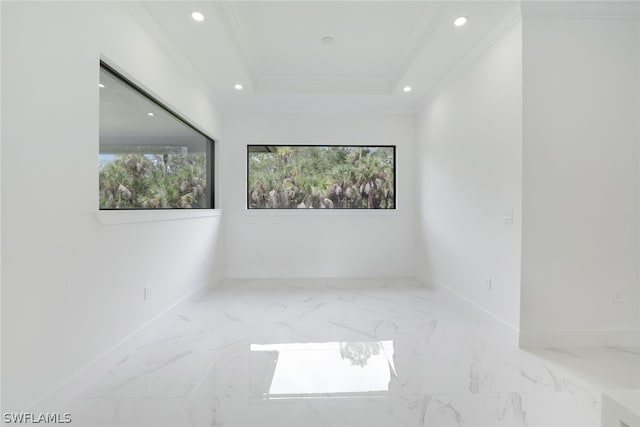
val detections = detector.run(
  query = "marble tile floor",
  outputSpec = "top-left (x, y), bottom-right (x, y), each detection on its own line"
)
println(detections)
top-left (35, 278), bottom-right (640, 426)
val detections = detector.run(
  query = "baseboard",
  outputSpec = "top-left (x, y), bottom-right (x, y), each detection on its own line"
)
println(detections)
top-left (417, 273), bottom-right (640, 349)
top-left (26, 280), bottom-right (214, 411)
top-left (223, 273), bottom-right (415, 280)
top-left (417, 272), bottom-right (520, 344)
top-left (519, 329), bottom-right (640, 348)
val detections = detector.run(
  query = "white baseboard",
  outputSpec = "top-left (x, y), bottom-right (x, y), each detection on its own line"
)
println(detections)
top-left (417, 272), bottom-right (520, 345)
top-left (417, 272), bottom-right (640, 349)
top-left (26, 280), bottom-right (214, 411)
top-left (519, 329), bottom-right (640, 348)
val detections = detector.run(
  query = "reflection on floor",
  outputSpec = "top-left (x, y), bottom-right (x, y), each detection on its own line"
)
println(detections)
top-left (36, 278), bottom-right (640, 426)
top-left (250, 340), bottom-right (396, 396)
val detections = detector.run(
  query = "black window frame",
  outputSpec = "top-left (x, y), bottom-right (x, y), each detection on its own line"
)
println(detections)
top-left (246, 144), bottom-right (397, 210)
top-left (99, 61), bottom-right (215, 210)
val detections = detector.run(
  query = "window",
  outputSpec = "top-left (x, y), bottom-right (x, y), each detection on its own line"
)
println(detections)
top-left (99, 62), bottom-right (214, 209)
top-left (247, 145), bottom-right (396, 209)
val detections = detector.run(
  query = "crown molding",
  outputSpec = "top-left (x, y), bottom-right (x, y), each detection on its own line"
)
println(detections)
top-left (414, 7), bottom-right (522, 113)
top-left (120, 2), bottom-right (220, 109)
top-left (222, 105), bottom-right (415, 116)
top-left (256, 73), bottom-right (391, 95)
top-left (387, 3), bottom-right (441, 91)
top-left (213, 1), bottom-right (258, 87)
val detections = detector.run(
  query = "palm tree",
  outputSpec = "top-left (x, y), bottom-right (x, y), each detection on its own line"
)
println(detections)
top-left (247, 146), bottom-right (394, 209)
top-left (99, 160), bottom-right (132, 208)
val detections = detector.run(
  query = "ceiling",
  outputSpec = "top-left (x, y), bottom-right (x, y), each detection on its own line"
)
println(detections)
top-left (137, 1), bottom-right (521, 113)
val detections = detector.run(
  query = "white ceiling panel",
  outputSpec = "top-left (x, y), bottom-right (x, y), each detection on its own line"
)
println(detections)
top-left (233, 2), bottom-right (430, 76)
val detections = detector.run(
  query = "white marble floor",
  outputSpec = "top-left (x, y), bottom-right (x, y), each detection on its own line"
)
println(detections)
top-left (36, 278), bottom-right (640, 426)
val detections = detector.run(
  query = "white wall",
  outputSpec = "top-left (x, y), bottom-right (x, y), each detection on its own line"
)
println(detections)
top-left (520, 6), bottom-right (640, 346)
top-left (1, 2), bottom-right (223, 410)
top-left (0, 0), bottom-right (3, 412)
top-left (415, 22), bottom-right (523, 330)
top-left (223, 113), bottom-right (416, 278)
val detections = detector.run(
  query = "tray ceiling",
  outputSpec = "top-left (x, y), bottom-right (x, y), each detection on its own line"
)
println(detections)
top-left (138, 1), bottom-right (521, 112)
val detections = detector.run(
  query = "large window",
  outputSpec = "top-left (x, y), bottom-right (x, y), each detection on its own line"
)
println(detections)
top-left (99, 63), bottom-right (214, 209)
top-left (247, 145), bottom-right (395, 209)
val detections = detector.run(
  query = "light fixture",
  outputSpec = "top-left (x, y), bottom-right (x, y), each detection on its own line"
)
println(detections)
top-left (321, 36), bottom-right (334, 45)
top-left (98, 83), bottom-right (105, 88)
top-left (191, 11), bottom-right (205, 22)
top-left (234, 83), bottom-right (243, 90)
top-left (454, 16), bottom-right (468, 27)
top-left (403, 86), bottom-right (412, 93)
top-left (147, 112), bottom-right (155, 117)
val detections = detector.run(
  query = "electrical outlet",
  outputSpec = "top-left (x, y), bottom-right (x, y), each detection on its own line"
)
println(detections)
top-left (503, 209), bottom-right (513, 225)
top-left (484, 277), bottom-right (492, 291)
top-left (144, 287), bottom-right (151, 301)
top-left (613, 290), bottom-right (622, 304)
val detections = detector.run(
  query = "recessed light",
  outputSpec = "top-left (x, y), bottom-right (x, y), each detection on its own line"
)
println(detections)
top-left (191, 11), bottom-right (205, 22)
top-left (234, 83), bottom-right (243, 90)
top-left (147, 112), bottom-right (155, 117)
top-left (321, 36), bottom-right (334, 45)
top-left (403, 86), bottom-right (412, 93)
top-left (98, 83), bottom-right (105, 88)
top-left (454, 16), bottom-right (468, 27)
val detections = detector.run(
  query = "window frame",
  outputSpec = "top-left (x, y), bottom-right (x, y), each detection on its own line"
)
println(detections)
top-left (246, 144), bottom-right (397, 210)
top-left (99, 61), bottom-right (216, 210)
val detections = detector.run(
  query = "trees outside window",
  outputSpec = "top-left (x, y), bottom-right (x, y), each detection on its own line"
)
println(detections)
top-left (99, 62), bottom-right (213, 210)
top-left (247, 145), bottom-right (395, 209)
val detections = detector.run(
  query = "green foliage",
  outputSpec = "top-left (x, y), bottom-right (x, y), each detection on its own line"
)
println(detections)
top-left (248, 146), bottom-right (395, 209)
top-left (99, 152), bottom-right (208, 209)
